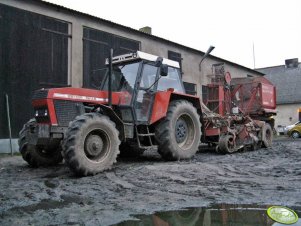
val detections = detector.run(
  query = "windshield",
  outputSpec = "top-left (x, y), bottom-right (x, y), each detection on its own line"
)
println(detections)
top-left (102, 62), bottom-right (140, 105)
top-left (103, 62), bottom-right (139, 91)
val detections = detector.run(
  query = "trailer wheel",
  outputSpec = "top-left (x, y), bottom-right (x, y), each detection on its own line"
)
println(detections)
top-left (218, 135), bottom-right (237, 154)
top-left (155, 100), bottom-right (201, 160)
top-left (261, 123), bottom-right (273, 148)
top-left (62, 113), bottom-right (120, 176)
top-left (18, 119), bottom-right (63, 167)
top-left (215, 145), bottom-right (221, 153)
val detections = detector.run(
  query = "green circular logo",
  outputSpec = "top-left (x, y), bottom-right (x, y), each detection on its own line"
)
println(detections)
top-left (267, 206), bottom-right (299, 224)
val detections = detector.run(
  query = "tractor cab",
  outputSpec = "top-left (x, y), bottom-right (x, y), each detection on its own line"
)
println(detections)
top-left (100, 51), bottom-right (185, 124)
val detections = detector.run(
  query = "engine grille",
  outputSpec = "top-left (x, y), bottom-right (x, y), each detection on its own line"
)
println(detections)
top-left (54, 100), bottom-right (85, 126)
top-left (32, 89), bottom-right (49, 100)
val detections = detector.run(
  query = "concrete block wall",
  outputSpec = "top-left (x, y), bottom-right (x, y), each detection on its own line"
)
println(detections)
top-left (0, 139), bottom-right (18, 154)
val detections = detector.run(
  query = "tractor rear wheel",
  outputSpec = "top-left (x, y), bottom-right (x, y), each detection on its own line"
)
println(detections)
top-left (62, 113), bottom-right (120, 176)
top-left (155, 100), bottom-right (201, 161)
top-left (18, 119), bottom-right (63, 167)
top-left (261, 123), bottom-right (273, 148)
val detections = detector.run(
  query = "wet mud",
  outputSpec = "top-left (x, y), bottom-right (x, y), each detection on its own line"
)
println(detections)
top-left (0, 138), bottom-right (301, 225)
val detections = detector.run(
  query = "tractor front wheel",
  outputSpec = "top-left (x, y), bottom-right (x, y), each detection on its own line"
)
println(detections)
top-left (62, 113), bottom-right (120, 176)
top-left (155, 100), bottom-right (201, 161)
top-left (18, 119), bottom-right (63, 167)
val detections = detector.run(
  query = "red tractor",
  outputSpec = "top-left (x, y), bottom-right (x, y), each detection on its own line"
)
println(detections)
top-left (19, 51), bottom-right (273, 176)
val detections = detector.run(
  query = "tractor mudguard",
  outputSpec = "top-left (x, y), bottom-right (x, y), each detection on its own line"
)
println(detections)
top-left (97, 104), bottom-right (125, 141)
top-left (150, 90), bottom-right (202, 124)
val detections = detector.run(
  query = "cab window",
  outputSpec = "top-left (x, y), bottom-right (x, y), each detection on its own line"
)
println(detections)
top-left (157, 67), bottom-right (184, 93)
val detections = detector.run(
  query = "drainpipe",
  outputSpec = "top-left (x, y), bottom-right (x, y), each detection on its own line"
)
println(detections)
top-left (5, 94), bottom-right (13, 156)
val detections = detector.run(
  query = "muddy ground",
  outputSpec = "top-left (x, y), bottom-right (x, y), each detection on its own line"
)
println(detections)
top-left (0, 137), bottom-right (301, 226)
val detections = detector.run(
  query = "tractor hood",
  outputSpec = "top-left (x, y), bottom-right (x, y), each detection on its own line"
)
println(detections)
top-left (32, 87), bottom-right (130, 106)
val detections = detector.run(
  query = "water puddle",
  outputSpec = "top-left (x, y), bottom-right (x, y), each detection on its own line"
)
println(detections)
top-left (113, 204), bottom-right (301, 226)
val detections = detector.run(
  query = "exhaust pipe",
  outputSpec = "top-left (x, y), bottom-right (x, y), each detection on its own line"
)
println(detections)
top-left (108, 49), bottom-right (113, 107)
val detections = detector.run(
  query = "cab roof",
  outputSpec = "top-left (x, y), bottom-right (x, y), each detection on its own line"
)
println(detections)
top-left (106, 51), bottom-right (180, 68)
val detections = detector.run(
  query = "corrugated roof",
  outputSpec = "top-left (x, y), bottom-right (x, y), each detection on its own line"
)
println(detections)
top-left (257, 63), bottom-right (301, 104)
top-left (26, 0), bottom-right (264, 76)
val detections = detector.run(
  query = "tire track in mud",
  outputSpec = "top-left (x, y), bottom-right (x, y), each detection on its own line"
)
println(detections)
top-left (105, 172), bottom-right (135, 189)
top-left (109, 163), bottom-right (212, 200)
top-left (111, 161), bottom-right (256, 203)
top-left (114, 141), bottom-right (301, 205)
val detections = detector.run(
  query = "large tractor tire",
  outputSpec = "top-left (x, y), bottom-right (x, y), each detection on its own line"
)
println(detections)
top-left (261, 123), bottom-right (273, 148)
top-left (62, 113), bottom-right (120, 176)
top-left (155, 100), bottom-right (201, 161)
top-left (118, 142), bottom-right (144, 158)
top-left (18, 119), bottom-right (63, 167)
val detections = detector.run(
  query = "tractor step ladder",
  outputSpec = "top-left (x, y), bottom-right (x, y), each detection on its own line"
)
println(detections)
top-left (135, 125), bottom-right (158, 149)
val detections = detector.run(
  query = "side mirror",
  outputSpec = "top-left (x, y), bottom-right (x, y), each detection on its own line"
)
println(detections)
top-left (155, 57), bottom-right (163, 67)
top-left (160, 64), bottom-right (168, 77)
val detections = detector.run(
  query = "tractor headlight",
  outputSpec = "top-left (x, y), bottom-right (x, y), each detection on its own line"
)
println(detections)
top-left (34, 107), bottom-right (50, 123)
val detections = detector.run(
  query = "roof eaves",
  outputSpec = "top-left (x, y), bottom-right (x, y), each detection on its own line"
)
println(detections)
top-left (257, 62), bottom-right (301, 71)
top-left (256, 65), bottom-right (285, 70)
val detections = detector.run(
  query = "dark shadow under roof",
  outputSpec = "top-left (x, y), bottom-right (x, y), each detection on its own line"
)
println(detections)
top-left (28, 0), bottom-right (264, 76)
top-left (257, 64), bottom-right (301, 104)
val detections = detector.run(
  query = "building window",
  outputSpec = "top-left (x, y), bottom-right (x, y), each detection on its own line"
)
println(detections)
top-left (183, 82), bottom-right (197, 95)
top-left (168, 50), bottom-right (183, 76)
top-left (83, 27), bottom-right (140, 89)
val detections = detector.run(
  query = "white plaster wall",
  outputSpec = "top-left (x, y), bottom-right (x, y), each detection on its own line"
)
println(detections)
top-left (275, 103), bottom-right (301, 127)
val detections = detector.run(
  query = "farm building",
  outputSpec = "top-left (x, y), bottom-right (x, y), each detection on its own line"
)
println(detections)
top-left (0, 0), bottom-right (264, 151)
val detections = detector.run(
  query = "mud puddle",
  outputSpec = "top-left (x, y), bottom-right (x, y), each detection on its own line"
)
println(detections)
top-left (113, 204), bottom-right (301, 226)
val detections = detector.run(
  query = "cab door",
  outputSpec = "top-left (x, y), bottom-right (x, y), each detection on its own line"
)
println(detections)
top-left (134, 63), bottom-right (159, 123)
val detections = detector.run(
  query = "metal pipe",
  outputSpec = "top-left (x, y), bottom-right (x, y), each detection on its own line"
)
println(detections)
top-left (5, 94), bottom-right (13, 156)
top-left (108, 48), bottom-right (113, 107)
top-left (199, 45), bottom-right (215, 71)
